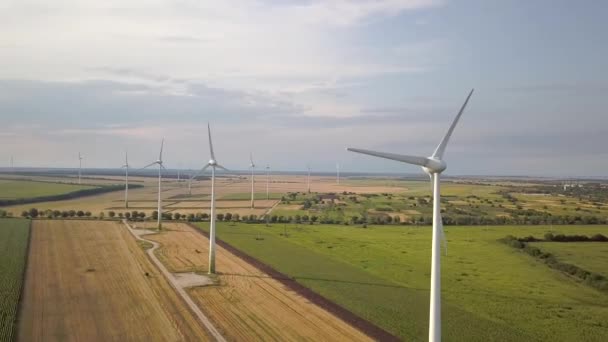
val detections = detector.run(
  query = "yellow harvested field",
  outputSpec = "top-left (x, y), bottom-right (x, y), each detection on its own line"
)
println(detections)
top-left (17, 220), bottom-right (210, 342)
top-left (146, 223), bottom-right (372, 341)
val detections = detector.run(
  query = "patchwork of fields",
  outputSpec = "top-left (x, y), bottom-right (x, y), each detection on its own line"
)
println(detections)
top-left (196, 222), bottom-right (608, 341)
top-left (144, 222), bottom-right (375, 341)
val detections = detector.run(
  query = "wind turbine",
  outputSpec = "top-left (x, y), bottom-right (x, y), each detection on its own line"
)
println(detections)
top-left (122, 151), bottom-right (130, 208)
top-left (78, 152), bottom-right (83, 185)
top-left (347, 89), bottom-right (474, 342)
top-left (249, 153), bottom-right (255, 208)
top-left (142, 139), bottom-right (165, 230)
top-left (194, 123), bottom-right (228, 274)
top-left (306, 164), bottom-right (311, 193)
top-left (336, 163), bottom-right (340, 185)
top-left (266, 165), bottom-right (271, 200)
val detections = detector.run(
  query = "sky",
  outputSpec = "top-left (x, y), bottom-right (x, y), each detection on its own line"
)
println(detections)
top-left (1, 0), bottom-right (607, 177)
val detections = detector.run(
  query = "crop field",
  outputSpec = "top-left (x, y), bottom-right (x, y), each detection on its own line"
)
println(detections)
top-left (145, 223), bottom-right (374, 341)
top-left (0, 219), bottom-right (30, 342)
top-left (17, 220), bottom-right (210, 341)
top-left (0, 179), bottom-right (95, 200)
top-left (196, 222), bottom-right (608, 341)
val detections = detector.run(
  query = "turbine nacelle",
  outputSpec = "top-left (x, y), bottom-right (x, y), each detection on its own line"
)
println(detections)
top-left (422, 158), bottom-right (446, 174)
top-left (209, 159), bottom-right (217, 166)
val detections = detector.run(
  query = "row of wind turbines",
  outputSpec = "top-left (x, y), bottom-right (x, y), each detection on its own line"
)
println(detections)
top-left (76, 89), bottom-right (474, 342)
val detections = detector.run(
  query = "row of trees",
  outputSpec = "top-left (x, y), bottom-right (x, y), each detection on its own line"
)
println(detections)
top-left (500, 235), bottom-right (608, 292)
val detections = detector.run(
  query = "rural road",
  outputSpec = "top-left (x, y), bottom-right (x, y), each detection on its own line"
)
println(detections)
top-left (122, 220), bottom-right (226, 342)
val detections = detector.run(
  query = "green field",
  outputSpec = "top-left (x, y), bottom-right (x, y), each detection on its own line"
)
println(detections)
top-left (0, 179), bottom-right (95, 200)
top-left (529, 241), bottom-right (608, 277)
top-left (196, 222), bottom-right (608, 341)
top-left (0, 219), bottom-right (30, 342)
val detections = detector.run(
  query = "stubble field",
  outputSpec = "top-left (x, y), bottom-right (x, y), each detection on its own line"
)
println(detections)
top-left (17, 220), bottom-right (210, 341)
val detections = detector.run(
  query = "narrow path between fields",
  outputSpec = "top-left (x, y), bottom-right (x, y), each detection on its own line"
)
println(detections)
top-left (122, 220), bottom-right (226, 342)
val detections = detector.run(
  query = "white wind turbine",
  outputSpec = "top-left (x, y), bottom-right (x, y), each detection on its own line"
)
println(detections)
top-left (194, 124), bottom-right (228, 274)
top-left (265, 164), bottom-right (271, 200)
top-left (347, 89), bottom-right (474, 342)
top-left (249, 153), bottom-right (255, 208)
top-left (336, 162), bottom-right (340, 185)
top-left (142, 139), bottom-right (166, 230)
top-left (306, 164), bottom-right (311, 193)
top-left (122, 151), bottom-right (130, 208)
top-left (78, 152), bottom-right (83, 184)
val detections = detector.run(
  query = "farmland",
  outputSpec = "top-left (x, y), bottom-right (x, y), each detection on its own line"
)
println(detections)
top-left (0, 219), bottom-right (30, 342)
top-left (144, 222), bottom-right (376, 341)
top-left (0, 179), bottom-right (95, 200)
top-left (17, 220), bottom-right (210, 341)
top-left (196, 222), bottom-right (608, 341)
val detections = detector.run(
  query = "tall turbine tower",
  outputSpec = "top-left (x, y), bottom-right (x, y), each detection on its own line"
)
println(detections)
top-left (336, 163), bottom-right (340, 185)
top-left (347, 89), bottom-right (474, 342)
top-left (142, 139), bottom-right (165, 230)
top-left (266, 165), bottom-right (271, 200)
top-left (249, 153), bottom-right (255, 208)
top-left (194, 124), bottom-right (228, 274)
top-left (122, 151), bottom-right (130, 208)
top-left (78, 152), bottom-right (83, 184)
top-left (306, 165), bottom-right (311, 193)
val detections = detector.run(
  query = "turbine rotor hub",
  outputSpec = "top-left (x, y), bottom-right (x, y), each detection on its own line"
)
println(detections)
top-left (423, 158), bottom-right (446, 173)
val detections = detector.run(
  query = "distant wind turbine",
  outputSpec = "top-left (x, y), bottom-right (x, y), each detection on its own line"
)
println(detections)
top-left (250, 153), bottom-right (255, 208)
top-left (142, 139), bottom-right (165, 230)
top-left (266, 165), bottom-right (271, 200)
top-left (306, 164), bottom-right (311, 193)
top-left (194, 124), bottom-right (228, 274)
top-left (347, 89), bottom-right (474, 342)
top-left (122, 151), bottom-right (130, 208)
top-left (336, 163), bottom-right (340, 185)
top-left (78, 152), bottom-right (83, 185)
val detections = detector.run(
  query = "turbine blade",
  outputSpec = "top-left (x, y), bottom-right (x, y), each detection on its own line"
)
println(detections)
top-left (432, 88), bottom-right (474, 159)
top-left (250, 152), bottom-right (254, 166)
top-left (208, 123), bottom-right (216, 160)
top-left (159, 138), bottom-right (165, 161)
top-left (189, 164), bottom-right (210, 180)
top-left (216, 164), bottom-right (229, 171)
top-left (347, 148), bottom-right (429, 167)
top-left (438, 212), bottom-right (447, 256)
top-left (140, 162), bottom-right (158, 170)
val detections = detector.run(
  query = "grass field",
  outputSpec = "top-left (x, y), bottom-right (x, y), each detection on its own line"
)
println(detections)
top-left (17, 220), bottom-right (210, 341)
top-left (195, 222), bottom-right (608, 341)
top-left (219, 192), bottom-right (284, 200)
top-left (0, 219), bottom-right (30, 342)
top-left (0, 179), bottom-right (95, 200)
top-left (528, 242), bottom-right (608, 277)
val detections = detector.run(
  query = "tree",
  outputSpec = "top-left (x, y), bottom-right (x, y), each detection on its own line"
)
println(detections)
top-left (108, 211), bottom-right (116, 218)
top-left (174, 212), bottom-right (181, 220)
top-left (125, 212), bottom-right (131, 219)
top-left (152, 211), bottom-right (158, 220)
top-left (271, 215), bottom-right (278, 223)
top-left (201, 213), bottom-right (209, 220)
top-left (85, 211), bottom-right (91, 217)
top-left (77, 210), bottom-right (85, 217)
top-left (187, 213), bottom-right (195, 221)
top-left (217, 213), bottom-right (224, 221)
top-left (224, 213), bottom-right (232, 221)
top-left (29, 208), bottom-right (39, 218)
top-left (233, 213), bottom-right (240, 222)
top-left (311, 215), bottom-right (318, 223)
top-left (69, 210), bottom-right (76, 217)
top-left (21, 210), bottom-right (29, 218)
top-left (99, 212), bottom-right (105, 219)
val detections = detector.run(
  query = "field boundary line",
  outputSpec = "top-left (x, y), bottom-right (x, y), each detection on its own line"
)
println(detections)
top-left (187, 222), bottom-right (400, 342)
top-left (122, 220), bottom-right (226, 342)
